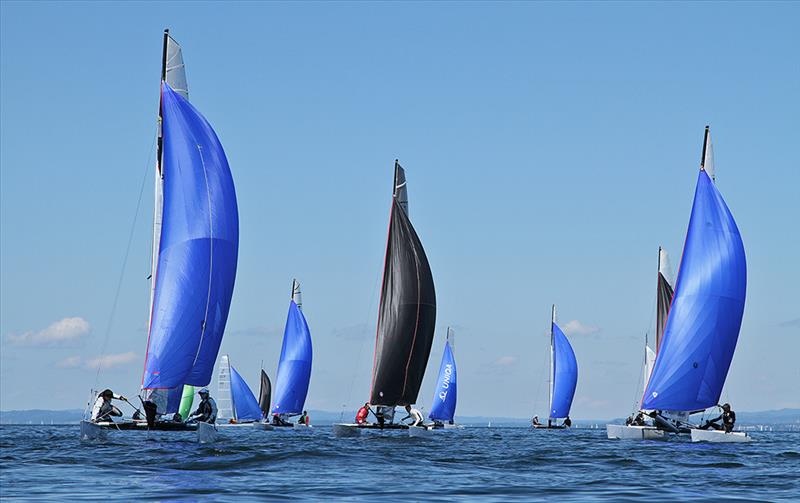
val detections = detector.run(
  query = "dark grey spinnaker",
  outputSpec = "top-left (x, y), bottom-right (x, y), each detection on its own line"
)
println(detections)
top-left (258, 370), bottom-right (272, 419)
top-left (369, 161), bottom-right (436, 407)
top-left (655, 247), bottom-right (674, 353)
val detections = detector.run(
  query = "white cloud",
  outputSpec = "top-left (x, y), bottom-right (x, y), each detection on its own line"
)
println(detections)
top-left (7, 317), bottom-right (91, 346)
top-left (495, 356), bottom-right (518, 366)
top-left (56, 356), bottom-right (83, 368)
top-left (84, 352), bottom-right (137, 370)
top-left (561, 320), bottom-right (600, 336)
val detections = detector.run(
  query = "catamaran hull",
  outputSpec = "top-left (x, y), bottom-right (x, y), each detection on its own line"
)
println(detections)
top-left (79, 420), bottom-right (107, 441)
top-left (532, 424), bottom-right (568, 430)
top-left (88, 420), bottom-right (198, 432)
top-left (606, 424), bottom-right (666, 440)
top-left (690, 429), bottom-right (751, 443)
top-left (197, 421), bottom-right (217, 443)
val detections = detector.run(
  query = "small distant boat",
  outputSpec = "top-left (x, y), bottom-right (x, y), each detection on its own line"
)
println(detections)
top-left (612, 127), bottom-right (749, 443)
top-left (532, 305), bottom-right (577, 430)
top-left (270, 280), bottom-right (313, 428)
top-left (410, 328), bottom-right (461, 437)
top-left (334, 161), bottom-right (436, 437)
top-left (81, 29), bottom-right (238, 440)
top-left (216, 355), bottom-right (263, 427)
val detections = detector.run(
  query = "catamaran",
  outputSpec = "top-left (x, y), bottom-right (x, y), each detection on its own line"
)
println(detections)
top-left (532, 305), bottom-right (578, 430)
top-left (609, 127), bottom-right (748, 443)
top-left (409, 327), bottom-right (460, 437)
top-left (81, 29), bottom-right (238, 441)
top-left (216, 355), bottom-right (266, 427)
top-left (269, 279), bottom-right (313, 427)
top-left (333, 161), bottom-right (437, 437)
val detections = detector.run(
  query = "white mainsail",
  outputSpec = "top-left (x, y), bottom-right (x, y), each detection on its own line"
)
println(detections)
top-left (216, 355), bottom-right (234, 422)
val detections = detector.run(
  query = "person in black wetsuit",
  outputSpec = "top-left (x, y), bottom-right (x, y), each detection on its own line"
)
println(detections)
top-left (562, 416), bottom-right (572, 428)
top-left (701, 403), bottom-right (736, 432)
top-left (187, 388), bottom-right (217, 424)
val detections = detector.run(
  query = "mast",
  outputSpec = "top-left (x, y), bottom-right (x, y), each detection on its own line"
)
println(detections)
top-left (700, 125), bottom-right (715, 182)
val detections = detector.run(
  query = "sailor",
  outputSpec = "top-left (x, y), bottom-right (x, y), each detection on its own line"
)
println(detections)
top-left (632, 412), bottom-right (645, 426)
top-left (272, 413), bottom-right (290, 426)
top-left (402, 405), bottom-right (424, 427)
top-left (562, 416), bottom-right (572, 428)
top-left (702, 403), bottom-right (736, 432)
top-left (375, 405), bottom-right (395, 428)
top-left (298, 410), bottom-right (310, 426)
top-left (355, 403), bottom-right (370, 425)
top-left (90, 389), bottom-right (126, 422)
top-left (187, 388), bottom-right (217, 424)
top-left (532, 415), bottom-right (541, 426)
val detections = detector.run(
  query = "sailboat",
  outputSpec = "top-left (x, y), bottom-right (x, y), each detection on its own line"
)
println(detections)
top-left (216, 355), bottom-right (264, 427)
top-left (81, 30), bottom-right (238, 440)
top-left (614, 127), bottom-right (748, 443)
top-left (270, 279), bottom-right (313, 428)
top-left (532, 305), bottom-right (577, 430)
top-left (409, 327), bottom-right (460, 437)
top-left (333, 160), bottom-right (437, 437)
top-left (607, 248), bottom-right (674, 440)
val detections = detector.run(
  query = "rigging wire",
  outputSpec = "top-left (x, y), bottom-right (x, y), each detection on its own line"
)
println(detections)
top-left (91, 129), bottom-right (157, 390)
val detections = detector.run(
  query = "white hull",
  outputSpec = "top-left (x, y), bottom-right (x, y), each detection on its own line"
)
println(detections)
top-left (606, 424), bottom-right (666, 440)
top-left (79, 420), bottom-right (107, 441)
top-left (332, 423), bottom-right (361, 437)
top-left (197, 421), bottom-right (217, 443)
top-left (690, 429), bottom-right (751, 443)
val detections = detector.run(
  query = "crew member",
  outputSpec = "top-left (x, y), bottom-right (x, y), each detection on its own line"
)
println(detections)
top-left (91, 389), bottom-right (126, 422)
top-left (532, 415), bottom-right (541, 426)
top-left (402, 405), bottom-right (424, 427)
top-left (188, 388), bottom-right (217, 424)
top-left (562, 416), bottom-right (572, 428)
top-left (701, 403), bottom-right (736, 432)
top-left (298, 410), bottom-right (310, 426)
top-left (355, 403), bottom-right (370, 425)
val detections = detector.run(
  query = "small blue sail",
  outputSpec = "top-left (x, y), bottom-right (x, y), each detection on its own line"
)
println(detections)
top-left (429, 340), bottom-right (457, 422)
top-left (271, 300), bottom-right (313, 415)
top-left (550, 322), bottom-right (578, 419)
top-left (230, 365), bottom-right (262, 422)
top-left (642, 169), bottom-right (746, 412)
top-left (142, 83), bottom-right (239, 389)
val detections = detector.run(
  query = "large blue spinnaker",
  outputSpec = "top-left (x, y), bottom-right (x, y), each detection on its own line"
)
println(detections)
top-left (550, 322), bottom-right (577, 419)
top-left (642, 168), bottom-right (746, 412)
top-left (271, 299), bottom-right (313, 415)
top-left (142, 82), bottom-right (239, 389)
top-left (429, 338), bottom-right (457, 422)
top-left (230, 365), bottom-right (263, 422)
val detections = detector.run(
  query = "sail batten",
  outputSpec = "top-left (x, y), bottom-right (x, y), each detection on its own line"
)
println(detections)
top-left (370, 163), bottom-right (436, 407)
top-left (642, 149), bottom-right (746, 412)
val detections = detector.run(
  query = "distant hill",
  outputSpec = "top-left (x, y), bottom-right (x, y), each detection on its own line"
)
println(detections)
top-left (2, 407), bottom-right (797, 426)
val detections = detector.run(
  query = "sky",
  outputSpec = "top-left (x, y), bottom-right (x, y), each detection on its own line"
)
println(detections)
top-left (1, 1), bottom-right (798, 419)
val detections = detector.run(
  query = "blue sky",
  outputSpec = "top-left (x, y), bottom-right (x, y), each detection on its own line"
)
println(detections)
top-left (1, 1), bottom-right (798, 418)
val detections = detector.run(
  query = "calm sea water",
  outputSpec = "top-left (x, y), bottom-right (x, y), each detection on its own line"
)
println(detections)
top-left (1, 425), bottom-right (798, 501)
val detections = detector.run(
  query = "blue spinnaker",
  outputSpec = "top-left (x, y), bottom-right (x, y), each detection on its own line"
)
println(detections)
top-left (642, 170), bottom-right (746, 411)
top-left (271, 301), bottom-right (312, 415)
top-left (230, 365), bottom-right (262, 422)
top-left (142, 83), bottom-right (239, 389)
top-left (429, 340), bottom-right (457, 422)
top-left (550, 322), bottom-right (577, 419)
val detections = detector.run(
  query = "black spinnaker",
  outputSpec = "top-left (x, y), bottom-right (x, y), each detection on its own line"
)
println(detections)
top-left (369, 161), bottom-right (437, 407)
top-left (258, 370), bottom-right (272, 420)
top-left (655, 247), bottom-right (674, 353)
